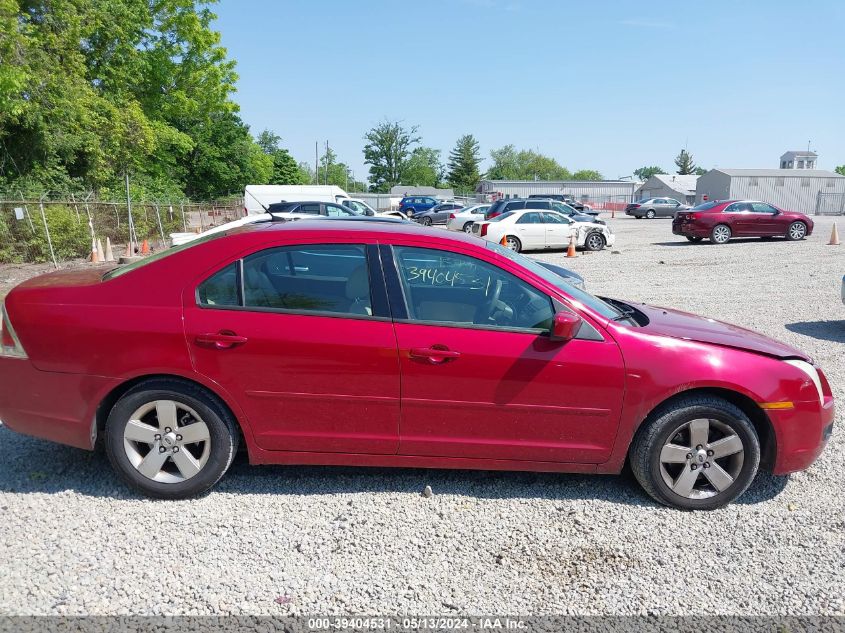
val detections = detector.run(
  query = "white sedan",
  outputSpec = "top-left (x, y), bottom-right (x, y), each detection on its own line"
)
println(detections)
top-left (472, 209), bottom-right (615, 252)
top-left (445, 204), bottom-right (491, 233)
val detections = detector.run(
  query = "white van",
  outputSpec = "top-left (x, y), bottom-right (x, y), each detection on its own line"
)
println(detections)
top-left (243, 185), bottom-right (350, 216)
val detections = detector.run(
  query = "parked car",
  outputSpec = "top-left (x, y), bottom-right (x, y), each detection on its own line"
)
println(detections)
top-left (399, 196), bottom-right (439, 216)
top-left (0, 220), bottom-right (832, 509)
top-left (446, 204), bottom-right (491, 233)
top-left (243, 185), bottom-right (350, 215)
top-left (672, 200), bottom-right (814, 244)
top-left (412, 202), bottom-right (464, 226)
top-left (486, 198), bottom-right (603, 224)
top-left (170, 200), bottom-right (357, 245)
top-left (341, 198), bottom-right (408, 221)
top-left (528, 194), bottom-right (591, 213)
top-left (625, 198), bottom-right (690, 219)
top-left (473, 209), bottom-right (614, 252)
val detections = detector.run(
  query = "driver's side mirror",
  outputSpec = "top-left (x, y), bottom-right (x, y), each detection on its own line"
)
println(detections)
top-left (550, 311), bottom-right (582, 342)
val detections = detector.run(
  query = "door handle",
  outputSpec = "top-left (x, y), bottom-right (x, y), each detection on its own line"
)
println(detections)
top-left (195, 331), bottom-right (248, 350)
top-left (408, 346), bottom-right (461, 364)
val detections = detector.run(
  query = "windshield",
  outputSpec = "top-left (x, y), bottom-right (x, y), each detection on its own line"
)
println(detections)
top-left (551, 202), bottom-right (575, 214)
top-left (484, 241), bottom-right (623, 320)
top-left (103, 230), bottom-right (232, 280)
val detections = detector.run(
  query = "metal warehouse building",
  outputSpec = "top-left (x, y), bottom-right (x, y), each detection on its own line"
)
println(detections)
top-left (695, 169), bottom-right (845, 215)
top-left (477, 180), bottom-right (639, 208)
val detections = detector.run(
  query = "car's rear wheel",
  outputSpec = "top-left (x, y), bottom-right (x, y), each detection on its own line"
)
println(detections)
top-left (504, 236), bottom-right (521, 252)
top-left (420, 216), bottom-right (432, 226)
top-left (710, 224), bottom-right (731, 244)
top-left (105, 379), bottom-right (238, 499)
top-left (645, 209), bottom-right (656, 219)
top-left (584, 232), bottom-right (605, 251)
top-left (462, 222), bottom-right (474, 233)
top-left (786, 221), bottom-right (807, 241)
top-left (630, 395), bottom-right (760, 510)
top-left (686, 236), bottom-right (703, 243)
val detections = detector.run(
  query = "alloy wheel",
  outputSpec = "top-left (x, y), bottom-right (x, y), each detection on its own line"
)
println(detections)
top-left (712, 225), bottom-right (731, 243)
top-left (788, 222), bottom-right (806, 240)
top-left (585, 233), bottom-right (604, 251)
top-left (463, 222), bottom-right (474, 233)
top-left (659, 418), bottom-right (744, 500)
top-left (123, 400), bottom-right (211, 483)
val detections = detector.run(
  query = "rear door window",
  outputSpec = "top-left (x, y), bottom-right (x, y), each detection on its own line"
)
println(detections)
top-left (299, 203), bottom-right (321, 215)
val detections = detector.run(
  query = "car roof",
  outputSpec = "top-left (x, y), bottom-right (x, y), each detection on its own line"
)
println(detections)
top-left (233, 218), bottom-right (481, 245)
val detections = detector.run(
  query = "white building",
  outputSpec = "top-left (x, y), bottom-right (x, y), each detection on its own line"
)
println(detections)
top-left (779, 150), bottom-right (817, 170)
top-left (635, 174), bottom-right (699, 205)
top-left (695, 168), bottom-right (845, 213)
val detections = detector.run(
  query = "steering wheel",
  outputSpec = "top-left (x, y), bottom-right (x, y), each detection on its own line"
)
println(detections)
top-left (483, 278), bottom-right (503, 321)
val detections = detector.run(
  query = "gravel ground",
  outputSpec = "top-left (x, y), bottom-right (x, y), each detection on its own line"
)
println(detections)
top-left (0, 214), bottom-right (843, 616)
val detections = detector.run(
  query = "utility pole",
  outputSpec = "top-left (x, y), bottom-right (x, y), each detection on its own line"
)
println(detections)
top-left (325, 140), bottom-right (330, 186)
top-left (314, 142), bottom-right (318, 185)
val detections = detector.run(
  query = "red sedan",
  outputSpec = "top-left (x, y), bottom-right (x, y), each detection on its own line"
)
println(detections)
top-left (672, 200), bottom-right (814, 244)
top-left (0, 219), bottom-right (834, 509)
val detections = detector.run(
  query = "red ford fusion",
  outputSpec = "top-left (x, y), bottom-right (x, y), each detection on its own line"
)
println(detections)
top-left (0, 218), bottom-right (833, 509)
top-left (672, 200), bottom-right (814, 244)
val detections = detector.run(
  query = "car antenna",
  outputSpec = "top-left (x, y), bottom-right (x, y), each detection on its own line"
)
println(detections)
top-left (244, 188), bottom-right (287, 222)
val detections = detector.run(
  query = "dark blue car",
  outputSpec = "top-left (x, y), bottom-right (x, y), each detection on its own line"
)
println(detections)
top-left (399, 196), bottom-right (438, 216)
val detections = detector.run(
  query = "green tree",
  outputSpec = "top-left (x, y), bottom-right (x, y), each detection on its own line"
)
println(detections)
top-left (836, 166), bottom-right (845, 176)
top-left (633, 166), bottom-right (667, 181)
top-left (402, 147), bottom-right (443, 187)
top-left (363, 120), bottom-right (420, 192)
top-left (571, 169), bottom-right (603, 181)
top-left (674, 150), bottom-right (698, 175)
top-left (694, 167), bottom-right (708, 176)
top-left (447, 134), bottom-right (482, 193)
top-left (487, 145), bottom-right (571, 181)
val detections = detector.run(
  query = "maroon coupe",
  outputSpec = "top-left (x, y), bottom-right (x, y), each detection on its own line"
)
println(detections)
top-left (673, 200), bottom-right (814, 244)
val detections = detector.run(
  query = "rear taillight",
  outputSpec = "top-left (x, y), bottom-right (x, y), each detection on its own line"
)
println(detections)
top-left (631, 204), bottom-right (640, 208)
top-left (689, 213), bottom-right (700, 220)
top-left (480, 224), bottom-right (488, 237)
top-left (0, 303), bottom-right (27, 359)
top-left (449, 213), bottom-right (456, 219)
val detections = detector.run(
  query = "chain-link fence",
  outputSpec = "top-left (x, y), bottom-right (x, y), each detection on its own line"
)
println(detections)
top-left (0, 195), bottom-right (241, 266)
top-left (815, 192), bottom-right (845, 216)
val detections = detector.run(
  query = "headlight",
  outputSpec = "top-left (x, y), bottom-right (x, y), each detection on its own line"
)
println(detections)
top-left (784, 359), bottom-right (823, 402)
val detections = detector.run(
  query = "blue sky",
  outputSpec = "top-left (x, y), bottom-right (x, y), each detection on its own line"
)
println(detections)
top-left (213, 0), bottom-right (845, 183)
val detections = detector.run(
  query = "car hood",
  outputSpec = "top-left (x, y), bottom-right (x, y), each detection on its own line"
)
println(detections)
top-left (633, 303), bottom-right (810, 360)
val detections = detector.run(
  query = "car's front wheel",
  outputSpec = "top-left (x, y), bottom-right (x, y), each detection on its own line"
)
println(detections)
top-left (105, 379), bottom-right (238, 499)
top-left (711, 224), bottom-right (732, 244)
top-left (584, 232), bottom-right (605, 251)
top-left (629, 395), bottom-right (760, 510)
top-left (786, 221), bottom-right (807, 241)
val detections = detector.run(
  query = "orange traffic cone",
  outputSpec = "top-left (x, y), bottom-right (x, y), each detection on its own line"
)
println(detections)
top-left (500, 235), bottom-right (508, 247)
top-left (90, 237), bottom-right (100, 263)
top-left (140, 239), bottom-right (150, 255)
top-left (829, 222), bottom-right (840, 246)
top-left (104, 238), bottom-right (115, 262)
top-left (566, 234), bottom-right (577, 258)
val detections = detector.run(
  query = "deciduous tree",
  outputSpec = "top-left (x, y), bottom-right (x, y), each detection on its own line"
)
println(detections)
top-left (363, 121), bottom-right (420, 192)
top-left (633, 166), bottom-right (667, 181)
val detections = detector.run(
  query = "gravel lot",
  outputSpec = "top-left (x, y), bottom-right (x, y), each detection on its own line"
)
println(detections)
top-left (0, 214), bottom-right (843, 616)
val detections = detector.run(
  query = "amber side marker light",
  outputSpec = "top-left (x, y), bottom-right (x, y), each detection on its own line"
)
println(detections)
top-left (758, 402), bottom-right (795, 410)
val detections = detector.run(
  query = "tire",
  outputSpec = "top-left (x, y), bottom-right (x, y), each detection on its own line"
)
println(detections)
top-left (104, 378), bottom-right (238, 499)
top-left (420, 216), bottom-right (432, 226)
top-left (710, 224), bottom-right (731, 244)
top-left (686, 236), bottom-right (703, 243)
top-left (462, 222), bottom-right (474, 233)
top-left (786, 221), bottom-right (807, 241)
top-left (584, 232), bottom-right (605, 251)
top-left (629, 395), bottom-right (760, 510)
top-left (504, 235), bottom-right (521, 252)
top-left (645, 209), bottom-right (656, 219)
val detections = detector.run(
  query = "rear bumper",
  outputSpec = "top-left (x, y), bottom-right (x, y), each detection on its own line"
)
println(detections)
top-left (770, 396), bottom-right (835, 474)
top-left (0, 358), bottom-right (119, 450)
top-left (672, 222), bottom-right (708, 237)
